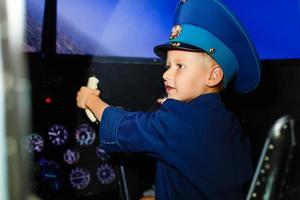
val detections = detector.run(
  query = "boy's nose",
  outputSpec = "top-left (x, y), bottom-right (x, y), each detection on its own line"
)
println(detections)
top-left (163, 68), bottom-right (173, 81)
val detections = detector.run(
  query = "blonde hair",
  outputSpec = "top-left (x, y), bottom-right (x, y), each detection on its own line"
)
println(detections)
top-left (199, 52), bottom-right (218, 69)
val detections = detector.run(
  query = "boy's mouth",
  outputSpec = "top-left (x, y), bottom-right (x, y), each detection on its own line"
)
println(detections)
top-left (165, 85), bottom-right (175, 92)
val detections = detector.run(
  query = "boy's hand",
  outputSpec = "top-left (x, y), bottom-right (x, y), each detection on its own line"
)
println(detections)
top-left (139, 196), bottom-right (155, 200)
top-left (157, 97), bottom-right (167, 105)
top-left (76, 86), bottom-right (100, 109)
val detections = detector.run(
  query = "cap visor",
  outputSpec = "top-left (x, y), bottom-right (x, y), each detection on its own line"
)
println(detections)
top-left (154, 42), bottom-right (205, 59)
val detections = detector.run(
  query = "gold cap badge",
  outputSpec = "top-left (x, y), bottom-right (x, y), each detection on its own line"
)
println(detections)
top-left (169, 25), bottom-right (182, 40)
top-left (209, 48), bottom-right (216, 54)
top-left (171, 42), bottom-right (181, 47)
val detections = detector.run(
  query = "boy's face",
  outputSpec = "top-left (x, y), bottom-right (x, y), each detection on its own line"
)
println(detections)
top-left (163, 50), bottom-right (214, 102)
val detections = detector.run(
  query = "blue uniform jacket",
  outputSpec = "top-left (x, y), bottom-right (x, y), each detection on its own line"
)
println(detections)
top-left (100, 93), bottom-right (252, 199)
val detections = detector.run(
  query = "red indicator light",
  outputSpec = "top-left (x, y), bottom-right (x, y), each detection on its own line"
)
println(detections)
top-left (44, 97), bottom-right (52, 104)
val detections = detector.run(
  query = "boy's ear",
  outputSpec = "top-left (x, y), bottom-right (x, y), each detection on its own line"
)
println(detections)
top-left (206, 65), bottom-right (224, 87)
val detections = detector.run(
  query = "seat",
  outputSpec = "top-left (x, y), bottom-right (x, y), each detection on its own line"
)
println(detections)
top-left (246, 115), bottom-right (296, 200)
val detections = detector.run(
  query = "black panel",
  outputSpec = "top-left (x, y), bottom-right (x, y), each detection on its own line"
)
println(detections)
top-left (27, 54), bottom-right (165, 199)
top-left (223, 59), bottom-right (300, 166)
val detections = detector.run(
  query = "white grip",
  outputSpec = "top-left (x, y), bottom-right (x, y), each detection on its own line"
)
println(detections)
top-left (85, 77), bottom-right (99, 123)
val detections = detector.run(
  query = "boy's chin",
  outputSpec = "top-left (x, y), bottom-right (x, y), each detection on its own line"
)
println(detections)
top-left (167, 96), bottom-right (188, 102)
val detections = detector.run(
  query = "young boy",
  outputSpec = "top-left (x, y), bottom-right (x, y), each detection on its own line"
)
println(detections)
top-left (76, 0), bottom-right (260, 199)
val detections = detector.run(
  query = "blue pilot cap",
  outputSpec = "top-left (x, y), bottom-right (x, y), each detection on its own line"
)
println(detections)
top-left (154, 0), bottom-right (261, 93)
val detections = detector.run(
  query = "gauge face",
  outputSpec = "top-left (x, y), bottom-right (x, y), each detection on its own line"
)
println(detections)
top-left (96, 164), bottom-right (116, 185)
top-left (96, 147), bottom-right (110, 161)
top-left (26, 133), bottom-right (44, 153)
top-left (63, 149), bottom-right (80, 165)
top-left (69, 167), bottom-right (91, 190)
top-left (48, 124), bottom-right (69, 145)
top-left (75, 124), bottom-right (96, 146)
top-left (37, 158), bottom-right (62, 191)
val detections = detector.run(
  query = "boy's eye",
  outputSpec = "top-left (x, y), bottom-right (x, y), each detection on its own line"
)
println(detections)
top-left (177, 64), bottom-right (185, 69)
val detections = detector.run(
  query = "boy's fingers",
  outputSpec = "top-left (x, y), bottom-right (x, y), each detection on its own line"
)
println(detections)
top-left (157, 97), bottom-right (167, 104)
top-left (139, 197), bottom-right (155, 200)
top-left (76, 86), bottom-right (99, 109)
top-left (93, 89), bottom-right (101, 96)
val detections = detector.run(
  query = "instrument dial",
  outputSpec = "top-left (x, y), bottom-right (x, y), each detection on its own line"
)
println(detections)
top-left (75, 124), bottom-right (96, 146)
top-left (96, 147), bottom-right (110, 161)
top-left (26, 133), bottom-right (44, 153)
top-left (69, 167), bottom-right (91, 190)
top-left (96, 164), bottom-right (116, 185)
top-left (37, 158), bottom-right (62, 191)
top-left (48, 124), bottom-right (69, 145)
top-left (63, 149), bottom-right (80, 165)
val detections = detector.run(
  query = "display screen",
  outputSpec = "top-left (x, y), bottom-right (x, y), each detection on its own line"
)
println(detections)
top-left (25, 0), bottom-right (300, 58)
top-left (25, 0), bottom-right (45, 52)
top-left (56, 0), bottom-right (178, 58)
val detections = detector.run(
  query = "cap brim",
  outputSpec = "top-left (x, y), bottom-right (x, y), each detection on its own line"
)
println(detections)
top-left (154, 42), bottom-right (205, 60)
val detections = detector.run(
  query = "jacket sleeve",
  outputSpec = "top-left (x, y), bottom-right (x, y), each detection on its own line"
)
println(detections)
top-left (99, 102), bottom-right (174, 159)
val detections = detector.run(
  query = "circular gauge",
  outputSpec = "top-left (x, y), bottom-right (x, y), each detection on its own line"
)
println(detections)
top-left (48, 124), bottom-right (69, 145)
top-left (75, 124), bottom-right (96, 146)
top-left (69, 167), bottom-right (91, 190)
top-left (96, 147), bottom-right (110, 161)
top-left (26, 133), bottom-right (44, 153)
top-left (63, 149), bottom-right (80, 165)
top-left (36, 158), bottom-right (62, 191)
top-left (96, 164), bottom-right (116, 185)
